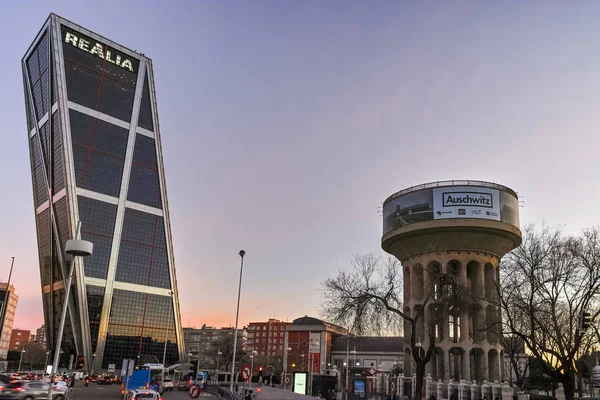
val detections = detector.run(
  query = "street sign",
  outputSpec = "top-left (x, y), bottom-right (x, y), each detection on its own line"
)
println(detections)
top-left (108, 363), bottom-right (116, 372)
top-left (188, 383), bottom-right (201, 399)
top-left (241, 365), bottom-right (251, 382)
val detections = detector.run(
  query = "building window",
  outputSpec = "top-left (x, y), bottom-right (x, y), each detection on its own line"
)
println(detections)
top-left (274, 327), bottom-right (278, 330)
top-left (262, 339), bottom-right (265, 344)
top-left (279, 346), bottom-right (283, 350)
top-left (280, 339), bottom-right (284, 344)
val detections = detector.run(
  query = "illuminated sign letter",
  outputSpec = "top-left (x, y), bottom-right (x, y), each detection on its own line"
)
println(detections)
top-left (65, 32), bottom-right (78, 46)
top-left (89, 43), bottom-right (103, 57)
top-left (121, 59), bottom-right (134, 72)
top-left (105, 50), bottom-right (116, 64)
top-left (78, 38), bottom-right (90, 51)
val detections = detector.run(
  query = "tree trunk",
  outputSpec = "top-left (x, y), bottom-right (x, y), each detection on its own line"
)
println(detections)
top-left (415, 362), bottom-right (426, 400)
top-left (562, 375), bottom-right (576, 400)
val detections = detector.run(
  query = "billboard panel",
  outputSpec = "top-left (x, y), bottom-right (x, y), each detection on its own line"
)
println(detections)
top-left (293, 372), bottom-right (307, 395)
top-left (382, 183), bottom-right (520, 235)
top-left (383, 190), bottom-right (433, 234)
top-left (433, 187), bottom-right (500, 221)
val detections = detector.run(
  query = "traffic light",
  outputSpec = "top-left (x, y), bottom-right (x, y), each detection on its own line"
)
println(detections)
top-left (76, 355), bottom-right (84, 370)
top-left (581, 311), bottom-right (593, 330)
top-left (258, 366), bottom-right (263, 377)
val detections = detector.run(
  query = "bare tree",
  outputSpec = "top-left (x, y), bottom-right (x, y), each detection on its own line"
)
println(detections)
top-left (500, 334), bottom-right (531, 389)
top-left (321, 254), bottom-right (468, 400)
top-left (207, 334), bottom-right (246, 373)
top-left (497, 225), bottom-right (600, 400)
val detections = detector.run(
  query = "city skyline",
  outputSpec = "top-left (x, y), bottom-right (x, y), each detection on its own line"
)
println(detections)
top-left (1, 1), bottom-right (600, 334)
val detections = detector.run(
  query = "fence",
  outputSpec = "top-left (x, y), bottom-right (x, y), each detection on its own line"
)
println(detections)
top-left (216, 385), bottom-right (258, 400)
top-left (387, 374), bottom-right (570, 400)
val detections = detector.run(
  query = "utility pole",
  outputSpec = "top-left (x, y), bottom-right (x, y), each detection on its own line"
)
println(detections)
top-left (229, 250), bottom-right (245, 393)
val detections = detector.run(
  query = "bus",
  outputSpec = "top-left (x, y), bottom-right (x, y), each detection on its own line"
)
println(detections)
top-left (123, 364), bottom-right (166, 395)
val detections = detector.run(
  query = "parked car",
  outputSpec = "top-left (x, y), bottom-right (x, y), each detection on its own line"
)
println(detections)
top-left (162, 378), bottom-right (173, 391)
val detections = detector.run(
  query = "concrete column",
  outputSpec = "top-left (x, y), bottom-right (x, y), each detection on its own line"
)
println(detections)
top-left (425, 374), bottom-right (433, 398)
top-left (460, 308), bottom-right (469, 344)
top-left (498, 350), bottom-right (503, 384)
top-left (501, 381), bottom-right (514, 400)
top-left (482, 350), bottom-right (489, 382)
top-left (461, 350), bottom-right (471, 382)
top-left (441, 350), bottom-right (449, 381)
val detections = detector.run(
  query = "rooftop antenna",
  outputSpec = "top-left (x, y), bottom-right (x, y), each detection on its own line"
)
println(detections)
top-left (377, 202), bottom-right (383, 217)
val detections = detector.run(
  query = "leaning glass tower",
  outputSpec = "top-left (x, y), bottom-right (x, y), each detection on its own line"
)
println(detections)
top-left (22, 14), bottom-right (185, 371)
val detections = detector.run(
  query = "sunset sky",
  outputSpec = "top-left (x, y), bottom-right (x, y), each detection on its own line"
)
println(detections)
top-left (1, 0), bottom-right (600, 332)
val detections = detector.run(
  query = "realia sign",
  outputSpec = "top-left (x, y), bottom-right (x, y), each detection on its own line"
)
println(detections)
top-left (433, 187), bottom-right (500, 221)
top-left (64, 31), bottom-right (135, 72)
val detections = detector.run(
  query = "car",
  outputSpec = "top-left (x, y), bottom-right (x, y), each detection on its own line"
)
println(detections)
top-left (0, 381), bottom-right (66, 399)
top-left (177, 378), bottom-right (192, 391)
top-left (162, 378), bottom-right (173, 391)
top-left (98, 375), bottom-right (113, 385)
top-left (124, 389), bottom-right (162, 400)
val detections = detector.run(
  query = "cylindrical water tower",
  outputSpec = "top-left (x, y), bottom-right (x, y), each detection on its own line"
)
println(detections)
top-left (381, 180), bottom-right (521, 383)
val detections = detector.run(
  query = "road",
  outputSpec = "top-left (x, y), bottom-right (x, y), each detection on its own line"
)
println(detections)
top-left (71, 382), bottom-right (218, 399)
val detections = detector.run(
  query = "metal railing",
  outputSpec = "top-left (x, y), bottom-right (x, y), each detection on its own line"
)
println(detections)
top-left (217, 385), bottom-right (255, 400)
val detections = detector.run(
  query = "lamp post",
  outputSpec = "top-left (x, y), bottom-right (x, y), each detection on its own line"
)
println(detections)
top-left (161, 290), bottom-right (174, 391)
top-left (47, 221), bottom-right (93, 400)
top-left (344, 334), bottom-right (355, 400)
top-left (249, 350), bottom-right (257, 389)
top-left (91, 353), bottom-right (96, 375)
top-left (216, 349), bottom-right (222, 383)
top-left (18, 349), bottom-right (26, 372)
top-left (229, 250), bottom-right (245, 393)
top-left (44, 351), bottom-right (50, 375)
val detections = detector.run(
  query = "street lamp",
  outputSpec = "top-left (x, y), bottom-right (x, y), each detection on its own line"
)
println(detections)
top-left (44, 351), bottom-right (50, 374)
top-left (161, 290), bottom-right (174, 390)
top-left (229, 250), bottom-right (246, 393)
top-left (249, 350), bottom-right (257, 389)
top-left (91, 353), bottom-right (96, 375)
top-left (18, 349), bottom-right (26, 372)
top-left (47, 221), bottom-right (93, 400)
top-left (216, 349), bottom-right (222, 382)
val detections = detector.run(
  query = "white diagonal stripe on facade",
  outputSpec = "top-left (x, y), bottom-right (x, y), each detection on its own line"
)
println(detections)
top-left (76, 188), bottom-right (119, 205)
top-left (124, 201), bottom-right (163, 216)
top-left (84, 277), bottom-right (106, 288)
top-left (136, 127), bottom-right (155, 139)
top-left (146, 59), bottom-right (186, 361)
top-left (112, 281), bottom-right (172, 297)
top-left (94, 59), bottom-right (147, 370)
top-left (67, 101), bottom-right (131, 130)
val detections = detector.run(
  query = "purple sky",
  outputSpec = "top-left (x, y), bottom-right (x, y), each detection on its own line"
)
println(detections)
top-left (1, 1), bottom-right (600, 332)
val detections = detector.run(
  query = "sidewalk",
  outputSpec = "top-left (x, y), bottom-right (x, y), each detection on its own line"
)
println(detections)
top-left (247, 385), bottom-right (310, 399)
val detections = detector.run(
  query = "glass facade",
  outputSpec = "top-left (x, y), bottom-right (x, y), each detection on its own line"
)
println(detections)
top-left (24, 14), bottom-right (184, 371)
